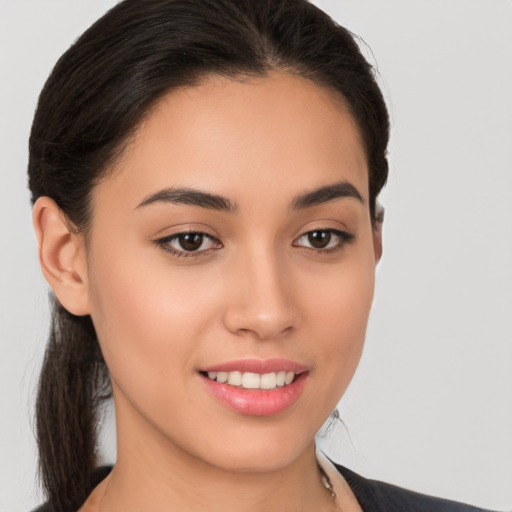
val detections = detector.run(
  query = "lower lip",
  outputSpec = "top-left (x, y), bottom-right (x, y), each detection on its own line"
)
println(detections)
top-left (200, 372), bottom-right (308, 416)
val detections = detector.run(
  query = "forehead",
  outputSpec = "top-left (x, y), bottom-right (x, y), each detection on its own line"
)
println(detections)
top-left (94, 72), bottom-right (368, 212)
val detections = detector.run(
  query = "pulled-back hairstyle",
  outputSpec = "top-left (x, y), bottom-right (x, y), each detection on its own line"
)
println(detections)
top-left (29, 0), bottom-right (389, 510)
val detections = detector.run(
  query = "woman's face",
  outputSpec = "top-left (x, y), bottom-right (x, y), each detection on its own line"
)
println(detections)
top-left (85, 72), bottom-right (378, 472)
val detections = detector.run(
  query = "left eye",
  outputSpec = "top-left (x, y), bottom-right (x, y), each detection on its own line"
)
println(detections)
top-left (156, 232), bottom-right (221, 256)
top-left (293, 229), bottom-right (353, 250)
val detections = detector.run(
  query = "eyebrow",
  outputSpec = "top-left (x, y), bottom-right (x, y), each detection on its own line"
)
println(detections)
top-left (291, 181), bottom-right (364, 209)
top-left (136, 187), bottom-right (238, 212)
top-left (135, 180), bottom-right (364, 213)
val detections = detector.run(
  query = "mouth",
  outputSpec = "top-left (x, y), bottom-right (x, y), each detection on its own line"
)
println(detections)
top-left (200, 370), bottom-right (300, 390)
top-left (198, 359), bottom-right (309, 416)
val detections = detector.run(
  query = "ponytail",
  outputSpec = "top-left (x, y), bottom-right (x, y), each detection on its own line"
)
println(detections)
top-left (35, 297), bottom-right (110, 512)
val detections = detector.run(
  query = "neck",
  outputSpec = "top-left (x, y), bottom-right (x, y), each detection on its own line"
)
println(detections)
top-left (103, 442), bottom-right (332, 512)
top-left (97, 398), bottom-right (334, 512)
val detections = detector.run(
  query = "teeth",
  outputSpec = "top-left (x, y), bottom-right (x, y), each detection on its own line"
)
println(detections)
top-left (227, 371), bottom-right (242, 386)
top-left (260, 372), bottom-right (277, 389)
top-left (216, 371), bottom-right (228, 383)
top-left (284, 371), bottom-right (295, 385)
top-left (205, 370), bottom-right (298, 389)
top-left (242, 372), bottom-right (260, 389)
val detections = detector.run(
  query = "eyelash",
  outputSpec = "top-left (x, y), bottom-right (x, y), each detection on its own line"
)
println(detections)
top-left (155, 228), bottom-right (354, 258)
top-left (155, 231), bottom-right (221, 258)
top-left (292, 229), bottom-right (354, 253)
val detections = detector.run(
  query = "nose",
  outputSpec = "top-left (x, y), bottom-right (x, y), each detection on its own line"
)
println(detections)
top-left (222, 249), bottom-right (297, 341)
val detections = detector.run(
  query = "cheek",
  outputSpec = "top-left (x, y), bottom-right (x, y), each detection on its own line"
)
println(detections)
top-left (298, 245), bottom-right (375, 395)
top-left (302, 246), bottom-right (374, 341)
top-left (86, 246), bottom-right (220, 400)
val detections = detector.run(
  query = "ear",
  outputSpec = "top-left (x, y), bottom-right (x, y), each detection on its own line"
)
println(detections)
top-left (32, 197), bottom-right (90, 316)
top-left (373, 203), bottom-right (384, 264)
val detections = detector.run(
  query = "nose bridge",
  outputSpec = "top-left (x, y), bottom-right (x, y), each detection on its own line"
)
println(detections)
top-left (223, 241), bottom-right (295, 340)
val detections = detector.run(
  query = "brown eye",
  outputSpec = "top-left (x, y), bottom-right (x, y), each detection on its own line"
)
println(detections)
top-left (178, 233), bottom-right (204, 251)
top-left (294, 228), bottom-right (354, 252)
top-left (307, 230), bottom-right (331, 249)
top-left (156, 231), bottom-right (222, 257)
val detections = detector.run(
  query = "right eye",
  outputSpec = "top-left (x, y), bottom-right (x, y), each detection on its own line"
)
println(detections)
top-left (155, 231), bottom-right (222, 257)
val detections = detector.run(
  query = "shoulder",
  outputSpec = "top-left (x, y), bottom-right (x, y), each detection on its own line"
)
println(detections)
top-left (334, 463), bottom-right (500, 512)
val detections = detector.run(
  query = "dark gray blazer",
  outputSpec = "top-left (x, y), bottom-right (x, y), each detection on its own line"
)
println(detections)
top-left (335, 463), bottom-right (500, 512)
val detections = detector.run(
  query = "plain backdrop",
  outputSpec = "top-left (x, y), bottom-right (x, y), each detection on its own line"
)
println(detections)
top-left (1, 1), bottom-right (511, 510)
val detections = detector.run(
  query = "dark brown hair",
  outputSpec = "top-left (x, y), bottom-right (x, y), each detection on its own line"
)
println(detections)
top-left (28, 1), bottom-right (389, 510)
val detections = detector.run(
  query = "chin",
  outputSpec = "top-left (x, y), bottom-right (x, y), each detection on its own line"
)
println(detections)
top-left (177, 421), bottom-right (317, 474)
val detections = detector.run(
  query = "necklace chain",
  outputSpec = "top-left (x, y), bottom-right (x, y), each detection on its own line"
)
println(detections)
top-left (318, 461), bottom-right (337, 499)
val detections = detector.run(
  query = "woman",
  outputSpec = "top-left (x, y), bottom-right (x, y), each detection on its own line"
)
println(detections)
top-left (26, 1), bottom-right (502, 511)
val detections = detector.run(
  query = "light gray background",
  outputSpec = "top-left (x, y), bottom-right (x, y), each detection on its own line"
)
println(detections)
top-left (1, 1), bottom-right (511, 510)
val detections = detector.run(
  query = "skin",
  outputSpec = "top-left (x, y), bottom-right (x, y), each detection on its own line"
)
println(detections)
top-left (34, 71), bottom-right (380, 511)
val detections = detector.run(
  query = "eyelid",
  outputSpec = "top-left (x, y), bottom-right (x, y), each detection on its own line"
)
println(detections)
top-left (292, 228), bottom-right (354, 252)
top-left (155, 230), bottom-right (222, 258)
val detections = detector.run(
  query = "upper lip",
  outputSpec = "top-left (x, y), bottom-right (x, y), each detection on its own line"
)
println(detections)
top-left (200, 358), bottom-right (308, 374)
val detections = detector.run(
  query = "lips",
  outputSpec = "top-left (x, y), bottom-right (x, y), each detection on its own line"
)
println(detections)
top-left (198, 358), bottom-right (309, 416)
top-left (201, 358), bottom-right (308, 374)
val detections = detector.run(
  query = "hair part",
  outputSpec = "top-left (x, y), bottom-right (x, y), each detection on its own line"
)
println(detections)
top-left (29, 1), bottom-right (389, 509)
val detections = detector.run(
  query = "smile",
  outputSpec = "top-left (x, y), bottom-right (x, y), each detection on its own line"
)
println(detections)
top-left (204, 370), bottom-right (297, 390)
top-left (199, 359), bottom-right (309, 416)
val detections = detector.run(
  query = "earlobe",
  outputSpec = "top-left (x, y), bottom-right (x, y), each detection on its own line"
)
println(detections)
top-left (373, 204), bottom-right (384, 264)
top-left (32, 197), bottom-right (90, 316)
